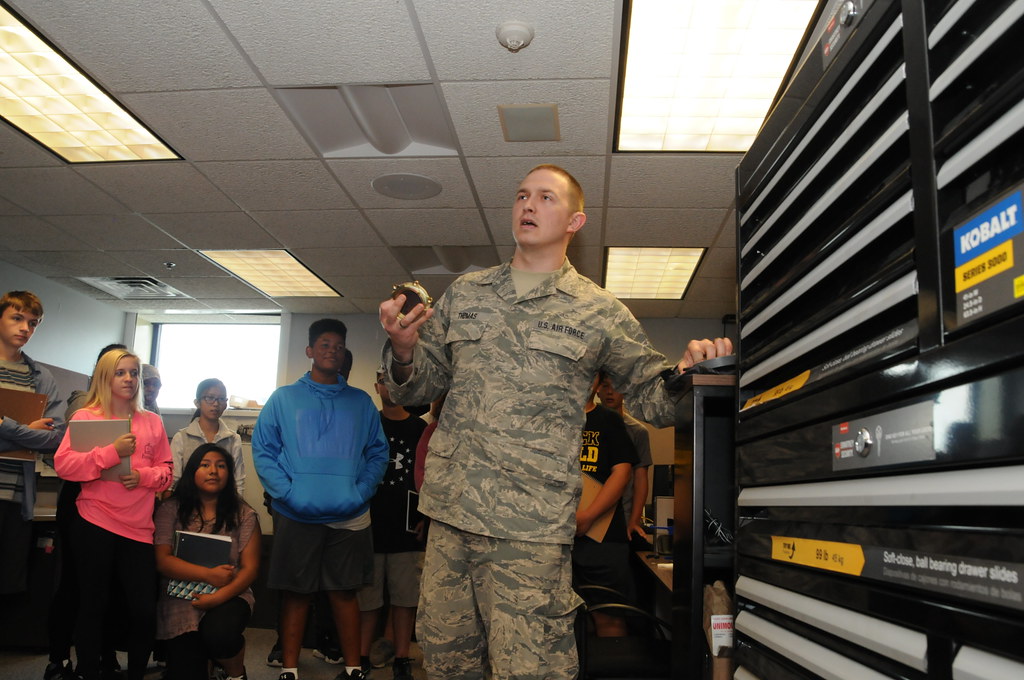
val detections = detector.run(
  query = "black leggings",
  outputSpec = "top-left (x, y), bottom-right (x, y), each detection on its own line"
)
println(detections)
top-left (164, 597), bottom-right (251, 680)
top-left (47, 482), bottom-right (118, 665)
top-left (72, 515), bottom-right (155, 680)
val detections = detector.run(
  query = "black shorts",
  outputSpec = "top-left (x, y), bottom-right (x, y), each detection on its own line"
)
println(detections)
top-left (268, 512), bottom-right (373, 594)
top-left (571, 537), bottom-right (636, 604)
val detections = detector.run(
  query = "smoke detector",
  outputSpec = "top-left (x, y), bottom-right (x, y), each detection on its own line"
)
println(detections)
top-left (496, 21), bottom-right (534, 53)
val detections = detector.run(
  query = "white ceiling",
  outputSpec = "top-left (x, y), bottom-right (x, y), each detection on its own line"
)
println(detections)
top-left (0, 0), bottom-right (740, 322)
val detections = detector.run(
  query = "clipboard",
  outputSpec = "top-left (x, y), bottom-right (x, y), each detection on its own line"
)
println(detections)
top-left (69, 419), bottom-right (131, 481)
top-left (0, 386), bottom-right (47, 461)
top-left (579, 473), bottom-right (615, 542)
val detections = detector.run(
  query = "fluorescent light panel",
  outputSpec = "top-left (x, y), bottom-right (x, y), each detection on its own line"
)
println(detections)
top-left (0, 5), bottom-right (178, 162)
top-left (605, 247), bottom-right (704, 299)
top-left (201, 250), bottom-right (339, 299)
top-left (619, 0), bottom-right (817, 152)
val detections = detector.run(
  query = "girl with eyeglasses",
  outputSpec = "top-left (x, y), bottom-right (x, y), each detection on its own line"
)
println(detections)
top-left (169, 378), bottom-right (245, 496)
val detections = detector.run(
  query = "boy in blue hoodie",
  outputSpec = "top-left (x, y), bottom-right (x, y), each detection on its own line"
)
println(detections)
top-left (253, 319), bottom-right (389, 680)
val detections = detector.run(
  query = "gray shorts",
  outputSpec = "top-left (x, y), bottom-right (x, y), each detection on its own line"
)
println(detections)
top-left (356, 551), bottom-right (425, 610)
top-left (268, 512), bottom-right (374, 594)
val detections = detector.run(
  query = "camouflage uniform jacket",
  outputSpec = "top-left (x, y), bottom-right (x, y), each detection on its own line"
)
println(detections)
top-left (384, 259), bottom-right (680, 544)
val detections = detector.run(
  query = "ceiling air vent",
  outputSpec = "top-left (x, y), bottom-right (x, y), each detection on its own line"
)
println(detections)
top-left (78, 276), bottom-right (191, 300)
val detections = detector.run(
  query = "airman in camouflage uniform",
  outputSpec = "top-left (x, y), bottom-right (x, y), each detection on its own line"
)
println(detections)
top-left (379, 164), bottom-right (732, 680)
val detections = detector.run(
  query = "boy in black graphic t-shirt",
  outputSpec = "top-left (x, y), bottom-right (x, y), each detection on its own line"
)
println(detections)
top-left (573, 377), bottom-right (638, 637)
top-left (356, 372), bottom-right (428, 678)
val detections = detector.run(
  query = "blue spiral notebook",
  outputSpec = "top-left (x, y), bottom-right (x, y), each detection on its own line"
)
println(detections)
top-left (167, 530), bottom-right (231, 600)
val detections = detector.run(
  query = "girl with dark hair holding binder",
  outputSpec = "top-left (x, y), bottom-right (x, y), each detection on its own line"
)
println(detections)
top-left (154, 443), bottom-right (261, 680)
top-left (54, 348), bottom-right (172, 680)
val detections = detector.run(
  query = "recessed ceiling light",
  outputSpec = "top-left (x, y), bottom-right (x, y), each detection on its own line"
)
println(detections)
top-left (371, 173), bottom-right (443, 200)
top-left (201, 250), bottom-right (339, 298)
top-left (0, 5), bottom-right (179, 162)
top-left (618, 0), bottom-right (817, 152)
top-left (605, 247), bottom-right (704, 299)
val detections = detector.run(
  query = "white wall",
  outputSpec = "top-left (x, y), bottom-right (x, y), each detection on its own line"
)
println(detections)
top-left (0, 261), bottom-right (127, 375)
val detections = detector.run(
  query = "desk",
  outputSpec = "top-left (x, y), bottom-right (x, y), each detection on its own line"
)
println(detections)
top-left (635, 550), bottom-right (673, 592)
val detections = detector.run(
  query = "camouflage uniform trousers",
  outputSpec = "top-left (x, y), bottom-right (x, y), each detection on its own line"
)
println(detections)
top-left (417, 520), bottom-right (584, 679)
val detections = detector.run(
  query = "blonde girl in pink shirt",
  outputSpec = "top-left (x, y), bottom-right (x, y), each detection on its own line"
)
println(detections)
top-left (55, 349), bottom-right (172, 680)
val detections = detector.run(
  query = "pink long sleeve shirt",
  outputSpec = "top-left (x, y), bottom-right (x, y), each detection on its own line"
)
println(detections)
top-left (54, 408), bottom-right (172, 543)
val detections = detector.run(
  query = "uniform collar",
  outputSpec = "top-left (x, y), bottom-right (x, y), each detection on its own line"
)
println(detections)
top-left (479, 258), bottom-right (586, 303)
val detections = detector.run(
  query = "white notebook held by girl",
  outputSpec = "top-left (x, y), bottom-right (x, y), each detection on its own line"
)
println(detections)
top-left (69, 419), bottom-right (131, 482)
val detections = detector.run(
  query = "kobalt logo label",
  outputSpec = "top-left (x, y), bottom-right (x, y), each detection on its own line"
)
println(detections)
top-left (954, 191), bottom-right (1022, 266)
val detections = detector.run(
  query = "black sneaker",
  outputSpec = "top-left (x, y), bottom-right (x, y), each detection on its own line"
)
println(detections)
top-left (278, 673), bottom-right (296, 680)
top-left (393, 657), bottom-right (414, 680)
top-left (334, 669), bottom-right (367, 680)
top-left (266, 641), bottom-right (283, 667)
top-left (43, 660), bottom-right (74, 680)
top-left (360, 656), bottom-right (372, 673)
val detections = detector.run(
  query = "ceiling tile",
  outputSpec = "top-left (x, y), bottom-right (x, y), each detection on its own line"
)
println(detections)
top-left (700, 248), bottom-right (737, 279)
top-left (566, 246), bottom-right (605, 283)
top-left (0, 195), bottom-right (26, 215)
top-left (122, 89), bottom-right (316, 162)
top-left (16, 250), bottom-right (145, 277)
top-left (197, 161), bottom-right (353, 211)
top-left (685, 277), bottom-right (738, 304)
top-left (443, 80), bottom-right (610, 157)
top-left (346, 297), bottom-right (388, 313)
top-left (327, 158), bottom-right (477, 209)
top-left (408, 274), bottom-right (459, 298)
top-left (468, 156), bottom-right (607, 208)
top-left (48, 277), bottom-right (117, 300)
top-left (365, 209), bottom-right (491, 246)
top-left (622, 299), bottom-right (685, 319)
top-left (77, 163), bottom-right (237, 213)
top-left (159, 276), bottom-right (265, 299)
top-left (417, 1), bottom-right (615, 81)
top-left (208, 0), bottom-right (429, 84)
top-left (46, 214), bottom-right (183, 251)
top-left (143, 212), bottom-right (281, 250)
top-left (678, 298), bottom-right (736, 320)
top-left (609, 155), bottom-right (741, 208)
top-left (110, 250), bottom-right (229, 279)
top-left (250, 210), bottom-right (382, 248)
top-left (606, 208), bottom-right (725, 247)
top-left (483, 208), bottom-right (515, 246)
top-left (10, 0), bottom-right (259, 92)
top-left (0, 123), bottom-right (64, 168)
top-left (322, 275), bottom-right (400, 299)
top-left (0, 216), bottom-right (93, 251)
top-left (0, 168), bottom-right (128, 215)
top-left (274, 297), bottom-right (361, 315)
top-left (291, 247), bottom-right (407, 278)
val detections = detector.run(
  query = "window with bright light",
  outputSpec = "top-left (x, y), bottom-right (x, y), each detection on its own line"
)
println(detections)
top-left (153, 324), bottom-right (280, 410)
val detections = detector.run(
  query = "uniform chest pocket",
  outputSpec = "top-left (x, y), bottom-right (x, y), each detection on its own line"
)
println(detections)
top-left (445, 321), bottom-right (486, 344)
top-left (526, 331), bottom-right (587, 362)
